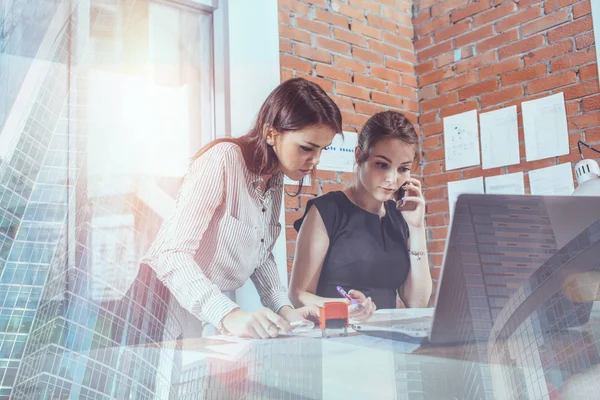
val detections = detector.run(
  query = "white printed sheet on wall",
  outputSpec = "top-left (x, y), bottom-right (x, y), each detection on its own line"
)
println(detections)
top-left (529, 163), bottom-right (574, 195)
top-left (318, 131), bottom-right (358, 173)
top-left (522, 92), bottom-right (569, 162)
top-left (443, 109), bottom-right (481, 171)
top-left (479, 106), bottom-right (520, 170)
top-left (447, 177), bottom-right (485, 220)
top-left (485, 172), bottom-right (525, 195)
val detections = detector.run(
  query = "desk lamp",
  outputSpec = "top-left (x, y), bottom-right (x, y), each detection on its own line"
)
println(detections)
top-left (573, 141), bottom-right (600, 196)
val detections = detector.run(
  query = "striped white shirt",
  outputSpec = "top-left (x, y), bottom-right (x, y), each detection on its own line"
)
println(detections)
top-left (142, 142), bottom-right (291, 328)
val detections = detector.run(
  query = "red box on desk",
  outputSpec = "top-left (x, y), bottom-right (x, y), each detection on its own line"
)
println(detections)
top-left (319, 302), bottom-right (348, 332)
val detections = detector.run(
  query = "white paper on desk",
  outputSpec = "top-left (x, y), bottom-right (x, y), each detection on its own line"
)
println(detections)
top-left (367, 307), bottom-right (434, 323)
top-left (485, 172), bottom-right (525, 195)
top-left (204, 334), bottom-right (251, 343)
top-left (321, 337), bottom-right (398, 398)
top-left (480, 106), bottom-right (520, 169)
top-left (522, 92), bottom-right (569, 162)
top-left (202, 334), bottom-right (254, 360)
top-left (182, 350), bottom-right (211, 366)
top-left (448, 177), bottom-right (485, 218)
top-left (205, 342), bottom-right (252, 360)
top-left (529, 163), bottom-right (574, 195)
top-left (279, 326), bottom-right (356, 338)
top-left (318, 131), bottom-right (358, 172)
top-left (443, 109), bottom-right (481, 171)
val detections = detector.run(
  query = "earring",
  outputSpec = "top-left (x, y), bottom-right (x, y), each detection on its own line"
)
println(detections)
top-left (267, 139), bottom-right (274, 146)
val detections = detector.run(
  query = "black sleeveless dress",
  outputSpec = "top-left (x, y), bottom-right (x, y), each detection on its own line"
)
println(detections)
top-left (294, 191), bottom-right (411, 309)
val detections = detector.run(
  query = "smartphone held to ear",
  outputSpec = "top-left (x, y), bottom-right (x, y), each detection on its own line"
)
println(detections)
top-left (395, 185), bottom-right (406, 202)
top-left (395, 184), bottom-right (417, 211)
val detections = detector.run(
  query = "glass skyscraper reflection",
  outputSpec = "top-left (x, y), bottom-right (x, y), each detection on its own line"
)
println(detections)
top-left (0, 0), bottom-right (72, 396)
top-left (178, 338), bottom-right (323, 399)
top-left (428, 195), bottom-right (564, 399)
top-left (0, 0), bottom-right (212, 398)
top-left (488, 220), bottom-right (600, 400)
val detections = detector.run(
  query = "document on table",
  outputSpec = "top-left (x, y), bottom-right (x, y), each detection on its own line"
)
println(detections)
top-left (447, 177), bottom-right (485, 219)
top-left (529, 163), bottom-right (574, 195)
top-left (205, 334), bottom-right (251, 343)
top-left (479, 106), bottom-right (520, 169)
top-left (443, 109), bottom-right (481, 171)
top-left (366, 308), bottom-right (434, 323)
top-left (522, 92), bottom-right (569, 162)
top-left (200, 334), bottom-right (253, 360)
top-left (205, 342), bottom-right (252, 359)
top-left (485, 172), bottom-right (525, 195)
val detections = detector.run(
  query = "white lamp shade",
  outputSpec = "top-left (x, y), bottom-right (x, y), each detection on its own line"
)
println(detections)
top-left (573, 159), bottom-right (600, 196)
top-left (573, 178), bottom-right (600, 196)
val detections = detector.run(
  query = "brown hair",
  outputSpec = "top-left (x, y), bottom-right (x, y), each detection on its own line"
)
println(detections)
top-left (356, 110), bottom-right (420, 166)
top-left (192, 78), bottom-right (342, 194)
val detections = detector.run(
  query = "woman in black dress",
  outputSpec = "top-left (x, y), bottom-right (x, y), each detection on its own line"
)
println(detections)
top-left (289, 111), bottom-right (432, 322)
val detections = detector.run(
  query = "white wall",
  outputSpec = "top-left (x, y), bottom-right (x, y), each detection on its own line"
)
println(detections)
top-left (219, 0), bottom-right (288, 311)
top-left (593, 1), bottom-right (600, 84)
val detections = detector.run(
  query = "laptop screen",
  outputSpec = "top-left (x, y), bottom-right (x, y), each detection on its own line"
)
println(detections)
top-left (431, 194), bottom-right (600, 344)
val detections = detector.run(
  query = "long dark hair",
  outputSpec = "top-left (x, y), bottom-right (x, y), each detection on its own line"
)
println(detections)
top-left (193, 78), bottom-right (342, 194)
top-left (356, 110), bottom-right (420, 166)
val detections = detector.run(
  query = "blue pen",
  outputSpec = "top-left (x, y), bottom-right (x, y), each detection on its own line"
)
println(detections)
top-left (336, 286), bottom-right (360, 309)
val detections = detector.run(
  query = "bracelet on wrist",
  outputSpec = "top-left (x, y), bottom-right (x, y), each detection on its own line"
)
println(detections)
top-left (409, 250), bottom-right (427, 261)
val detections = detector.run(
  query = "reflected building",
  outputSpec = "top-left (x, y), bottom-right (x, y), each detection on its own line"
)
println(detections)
top-left (393, 345), bottom-right (495, 400)
top-left (386, 195), bottom-right (600, 400)
top-left (178, 360), bottom-right (209, 400)
top-left (11, 176), bottom-right (185, 399)
top-left (178, 338), bottom-right (323, 399)
top-left (178, 356), bottom-right (252, 400)
top-left (429, 195), bottom-right (563, 399)
top-left (0, 0), bottom-right (73, 397)
top-left (488, 220), bottom-right (600, 399)
top-left (0, 0), bottom-right (201, 398)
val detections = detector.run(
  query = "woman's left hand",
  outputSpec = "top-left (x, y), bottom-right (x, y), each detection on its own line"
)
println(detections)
top-left (347, 290), bottom-right (377, 322)
top-left (396, 177), bottom-right (425, 228)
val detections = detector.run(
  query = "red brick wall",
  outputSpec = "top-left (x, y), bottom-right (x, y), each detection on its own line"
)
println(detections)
top-left (278, 0), bottom-right (600, 304)
top-left (413, 0), bottom-right (599, 300)
top-left (278, 0), bottom-right (419, 279)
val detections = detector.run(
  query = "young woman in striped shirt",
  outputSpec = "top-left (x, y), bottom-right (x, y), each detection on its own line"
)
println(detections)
top-left (142, 78), bottom-right (342, 338)
top-left (289, 111), bottom-right (433, 322)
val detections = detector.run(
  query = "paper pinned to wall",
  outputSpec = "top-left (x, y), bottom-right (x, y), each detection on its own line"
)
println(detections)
top-left (479, 106), bottom-right (520, 169)
top-left (485, 172), bottom-right (525, 195)
top-left (447, 177), bottom-right (485, 219)
top-left (522, 92), bottom-right (569, 162)
top-left (529, 163), bottom-right (574, 195)
top-left (443, 110), bottom-right (481, 171)
top-left (318, 131), bottom-right (358, 172)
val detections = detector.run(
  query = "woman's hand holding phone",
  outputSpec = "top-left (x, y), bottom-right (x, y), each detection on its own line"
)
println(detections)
top-left (396, 177), bottom-right (425, 228)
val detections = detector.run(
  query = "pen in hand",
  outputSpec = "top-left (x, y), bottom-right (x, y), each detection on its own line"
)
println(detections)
top-left (336, 286), bottom-right (361, 310)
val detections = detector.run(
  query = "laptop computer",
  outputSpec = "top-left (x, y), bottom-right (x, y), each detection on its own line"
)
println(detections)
top-left (353, 194), bottom-right (600, 345)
